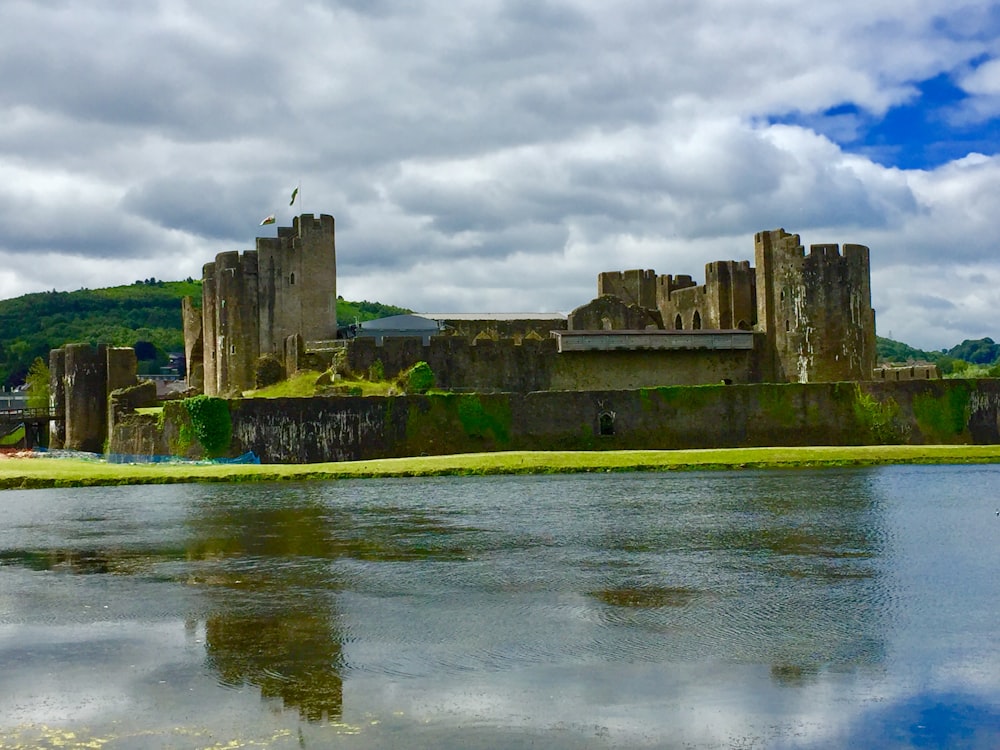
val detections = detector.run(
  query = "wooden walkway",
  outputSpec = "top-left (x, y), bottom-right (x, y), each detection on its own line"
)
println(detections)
top-left (0, 407), bottom-right (63, 424)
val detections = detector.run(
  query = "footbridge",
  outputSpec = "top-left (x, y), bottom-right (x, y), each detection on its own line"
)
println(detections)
top-left (0, 408), bottom-right (62, 449)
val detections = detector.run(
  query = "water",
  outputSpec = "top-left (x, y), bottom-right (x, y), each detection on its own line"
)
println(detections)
top-left (0, 466), bottom-right (998, 748)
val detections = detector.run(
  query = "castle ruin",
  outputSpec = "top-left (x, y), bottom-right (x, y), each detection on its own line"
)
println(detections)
top-left (584, 228), bottom-right (876, 383)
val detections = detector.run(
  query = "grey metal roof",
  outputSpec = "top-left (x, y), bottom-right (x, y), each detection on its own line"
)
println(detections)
top-left (417, 312), bottom-right (567, 321)
top-left (359, 314), bottom-right (441, 331)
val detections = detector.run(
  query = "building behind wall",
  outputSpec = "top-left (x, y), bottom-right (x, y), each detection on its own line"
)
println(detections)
top-left (196, 214), bottom-right (337, 396)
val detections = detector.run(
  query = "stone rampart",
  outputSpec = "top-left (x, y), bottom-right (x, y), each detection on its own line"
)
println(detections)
top-left (110, 379), bottom-right (1000, 462)
top-left (344, 335), bottom-right (762, 391)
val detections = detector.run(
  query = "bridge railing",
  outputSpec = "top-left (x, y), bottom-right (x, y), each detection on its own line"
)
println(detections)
top-left (0, 407), bottom-right (61, 422)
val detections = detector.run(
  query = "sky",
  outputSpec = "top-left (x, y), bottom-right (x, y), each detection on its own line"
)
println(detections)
top-left (2, 1), bottom-right (1000, 350)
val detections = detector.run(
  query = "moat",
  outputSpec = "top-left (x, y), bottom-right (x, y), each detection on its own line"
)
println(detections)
top-left (1, 467), bottom-right (998, 748)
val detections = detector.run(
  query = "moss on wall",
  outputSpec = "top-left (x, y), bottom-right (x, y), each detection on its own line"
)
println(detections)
top-left (457, 394), bottom-right (511, 444)
top-left (912, 383), bottom-right (970, 442)
top-left (638, 384), bottom-right (723, 410)
top-left (759, 384), bottom-right (802, 426)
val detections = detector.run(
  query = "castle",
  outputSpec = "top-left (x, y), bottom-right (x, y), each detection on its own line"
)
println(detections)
top-left (587, 228), bottom-right (877, 383)
top-left (181, 216), bottom-right (876, 396)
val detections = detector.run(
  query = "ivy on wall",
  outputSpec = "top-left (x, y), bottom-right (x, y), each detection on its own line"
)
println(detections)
top-left (853, 387), bottom-right (908, 444)
top-left (183, 395), bottom-right (232, 457)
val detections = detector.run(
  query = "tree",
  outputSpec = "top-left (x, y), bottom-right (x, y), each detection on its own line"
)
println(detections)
top-left (25, 357), bottom-right (50, 410)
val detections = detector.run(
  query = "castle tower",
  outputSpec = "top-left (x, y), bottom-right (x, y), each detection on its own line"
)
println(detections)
top-left (754, 228), bottom-right (876, 382)
top-left (257, 214), bottom-right (337, 355)
top-left (198, 214), bottom-right (337, 396)
top-left (704, 260), bottom-right (756, 330)
top-left (597, 269), bottom-right (658, 311)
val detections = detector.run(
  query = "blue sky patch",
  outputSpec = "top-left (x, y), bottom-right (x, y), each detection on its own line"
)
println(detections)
top-left (773, 71), bottom-right (1000, 170)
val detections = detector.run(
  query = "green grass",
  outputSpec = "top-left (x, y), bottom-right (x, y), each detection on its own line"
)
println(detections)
top-left (3, 445), bottom-right (1000, 489)
top-left (245, 370), bottom-right (404, 398)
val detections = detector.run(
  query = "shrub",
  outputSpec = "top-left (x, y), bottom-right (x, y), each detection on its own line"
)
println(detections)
top-left (183, 395), bottom-right (232, 457)
top-left (402, 361), bottom-right (435, 394)
top-left (254, 354), bottom-right (285, 389)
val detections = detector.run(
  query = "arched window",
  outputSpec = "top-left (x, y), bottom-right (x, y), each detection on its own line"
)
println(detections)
top-left (693, 311), bottom-right (702, 330)
top-left (674, 314), bottom-right (683, 330)
top-left (598, 411), bottom-right (615, 436)
top-left (289, 272), bottom-right (296, 285)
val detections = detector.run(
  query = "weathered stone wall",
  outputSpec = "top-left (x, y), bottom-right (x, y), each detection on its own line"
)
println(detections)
top-left (344, 336), bottom-right (762, 391)
top-left (48, 347), bottom-right (66, 449)
top-left (597, 269), bottom-right (658, 310)
top-left (874, 364), bottom-right (941, 381)
top-left (181, 296), bottom-right (204, 390)
top-left (434, 317), bottom-right (564, 340)
top-left (567, 295), bottom-right (663, 331)
top-left (62, 343), bottom-right (108, 452)
top-left (198, 214), bottom-right (337, 397)
top-left (112, 379), bottom-right (1000, 463)
top-left (109, 380), bottom-right (157, 429)
top-left (257, 214), bottom-right (337, 355)
top-left (754, 229), bottom-right (876, 383)
top-left (658, 261), bottom-right (757, 332)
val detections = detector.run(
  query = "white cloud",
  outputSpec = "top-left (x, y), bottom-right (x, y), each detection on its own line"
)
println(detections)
top-left (0, 0), bottom-right (998, 349)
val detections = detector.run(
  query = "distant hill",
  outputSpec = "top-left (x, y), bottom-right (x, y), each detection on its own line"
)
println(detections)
top-left (0, 279), bottom-right (200, 386)
top-left (876, 336), bottom-right (944, 365)
top-left (876, 335), bottom-right (1000, 374)
top-left (0, 281), bottom-right (410, 387)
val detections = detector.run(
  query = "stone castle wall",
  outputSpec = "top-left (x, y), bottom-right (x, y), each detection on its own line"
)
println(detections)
top-left (109, 379), bottom-right (1000, 463)
top-left (345, 335), bottom-right (763, 391)
top-left (49, 343), bottom-right (138, 453)
top-left (595, 228), bottom-right (876, 384)
top-left (754, 229), bottom-right (876, 383)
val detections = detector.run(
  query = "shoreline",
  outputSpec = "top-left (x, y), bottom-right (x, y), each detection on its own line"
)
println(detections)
top-left (3, 444), bottom-right (1000, 489)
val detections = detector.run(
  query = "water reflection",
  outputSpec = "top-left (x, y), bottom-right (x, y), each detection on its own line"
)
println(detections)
top-left (0, 468), bottom-right (997, 748)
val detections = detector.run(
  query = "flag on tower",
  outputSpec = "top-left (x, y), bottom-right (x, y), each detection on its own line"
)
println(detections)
top-left (289, 187), bottom-right (299, 206)
top-left (260, 214), bottom-right (276, 226)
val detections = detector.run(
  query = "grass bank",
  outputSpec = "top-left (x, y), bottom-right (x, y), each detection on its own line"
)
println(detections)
top-left (3, 445), bottom-right (1000, 489)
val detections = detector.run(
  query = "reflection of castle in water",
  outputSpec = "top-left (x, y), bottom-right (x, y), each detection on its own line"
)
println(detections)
top-left (187, 501), bottom-right (346, 722)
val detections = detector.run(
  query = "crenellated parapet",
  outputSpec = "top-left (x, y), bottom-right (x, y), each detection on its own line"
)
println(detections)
top-left (598, 269), bottom-right (658, 310)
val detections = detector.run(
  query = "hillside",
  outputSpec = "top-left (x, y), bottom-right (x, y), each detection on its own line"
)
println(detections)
top-left (0, 280), bottom-right (410, 387)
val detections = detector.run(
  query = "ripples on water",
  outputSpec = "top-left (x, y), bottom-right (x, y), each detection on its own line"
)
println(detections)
top-left (0, 466), bottom-right (998, 748)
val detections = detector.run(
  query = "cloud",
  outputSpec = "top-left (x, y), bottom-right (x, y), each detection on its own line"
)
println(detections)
top-left (0, 0), bottom-right (998, 349)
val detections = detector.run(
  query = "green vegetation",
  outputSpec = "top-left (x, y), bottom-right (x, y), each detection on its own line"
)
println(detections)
top-left (336, 298), bottom-right (411, 326)
top-left (0, 279), bottom-right (200, 386)
top-left (183, 395), bottom-right (232, 457)
top-left (457, 395), bottom-right (511, 443)
top-left (4, 445), bottom-right (1000, 489)
top-left (402, 361), bottom-right (435, 394)
top-left (852, 387), bottom-right (907, 444)
top-left (877, 335), bottom-right (1000, 376)
top-left (24, 357), bottom-right (50, 410)
top-left (912, 384), bottom-right (970, 441)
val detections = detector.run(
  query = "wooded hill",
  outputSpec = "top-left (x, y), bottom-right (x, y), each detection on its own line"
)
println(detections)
top-left (0, 280), bottom-right (408, 387)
